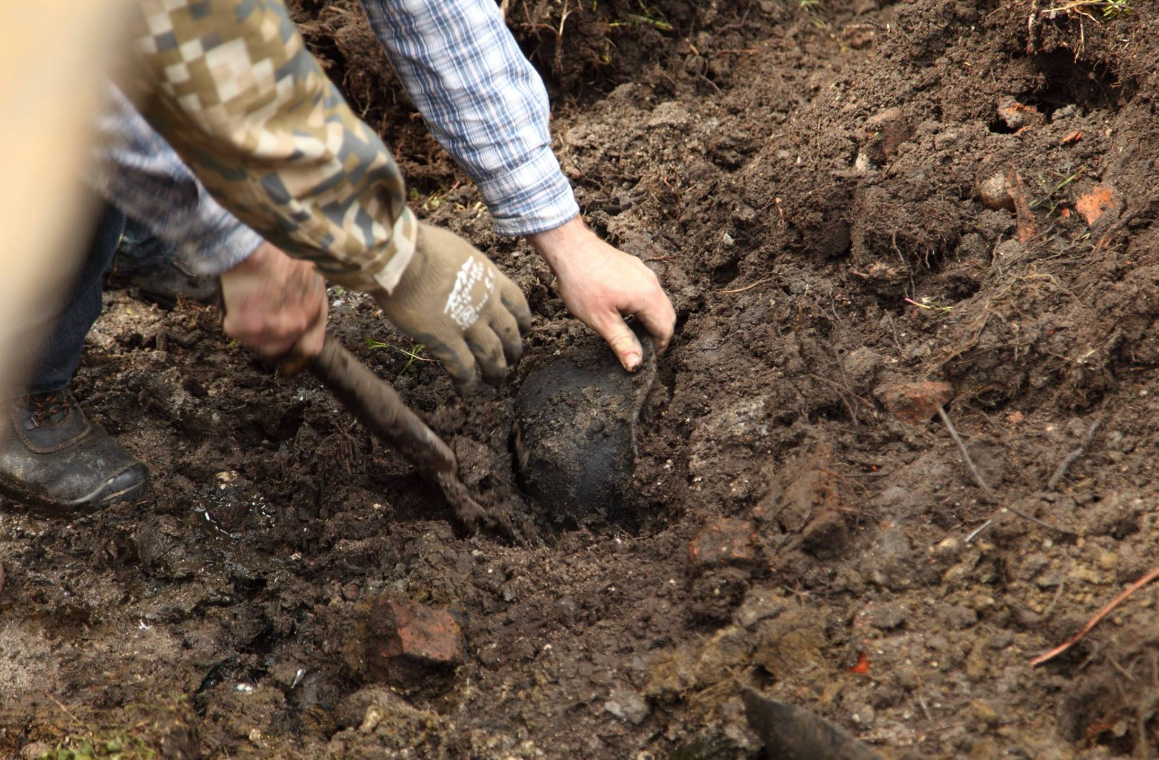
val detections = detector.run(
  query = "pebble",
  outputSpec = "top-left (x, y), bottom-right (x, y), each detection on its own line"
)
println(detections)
top-left (977, 171), bottom-right (1014, 211)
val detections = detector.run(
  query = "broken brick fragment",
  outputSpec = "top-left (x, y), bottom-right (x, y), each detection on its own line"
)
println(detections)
top-left (689, 518), bottom-right (758, 569)
top-left (344, 594), bottom-right (464, 688)
top-left (875, 380), bottom-right (954, 425)
top-left (1075, 184), bottom-right (1117, 226)
top-left (371, 595), bottom-right (463, 666)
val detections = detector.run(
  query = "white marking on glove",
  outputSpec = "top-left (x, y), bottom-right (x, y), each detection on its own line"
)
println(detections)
top-left (444, 256), bottom-right (496, 329)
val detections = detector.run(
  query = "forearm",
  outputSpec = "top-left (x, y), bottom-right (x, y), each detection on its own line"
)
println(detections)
top-left (361, 0), bottom-right (579, 236)
top-left (90, 85), bottom-right (263, 275)
top-left (122, 0), bottom-right (416, 293)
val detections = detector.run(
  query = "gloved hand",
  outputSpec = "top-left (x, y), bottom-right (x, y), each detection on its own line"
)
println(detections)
top-left (373, 223), bottom-right (531, 394)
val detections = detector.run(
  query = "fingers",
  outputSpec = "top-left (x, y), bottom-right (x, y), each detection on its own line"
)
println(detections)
top-left (498, 277), bottom-right (532, 335)
top-left (488, 307), bottom-right (523, 366)
top-left (591, 311), bottom-right (646, 373)
top-left (295, 273), bottom-right (328, 359)
top-left (219, 244), bottom-right (329, 359)
top-left (423, 334), bottom-right (478, 395)
top-left (223, 299), bottom-right (306, 357)
top-left (631, 277), bottom-right (676, 356)
top-left (465, 323), bottom-right (509, 386)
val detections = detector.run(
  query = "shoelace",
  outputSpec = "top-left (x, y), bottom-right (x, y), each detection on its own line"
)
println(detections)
top-left (23, 392), bottom-right (72, 427)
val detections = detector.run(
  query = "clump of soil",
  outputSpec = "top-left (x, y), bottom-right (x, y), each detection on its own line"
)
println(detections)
top-left (5, 0), bottom-right (1159, 758)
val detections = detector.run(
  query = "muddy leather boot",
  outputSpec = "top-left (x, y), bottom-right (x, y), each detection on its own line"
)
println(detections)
top-left (0, 390), bottom-right (149, 516)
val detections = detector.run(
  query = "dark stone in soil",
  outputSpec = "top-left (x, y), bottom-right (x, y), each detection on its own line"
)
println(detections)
top-left (514, 323), bottom-right (656, 527)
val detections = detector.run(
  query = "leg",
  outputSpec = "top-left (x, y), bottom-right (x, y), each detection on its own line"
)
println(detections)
top-left (109, 216), bottom-right (220, 308)
top-left (1, 201), bottom-right (149, 516)
top-left (23, 201), bottom-right (125, 394)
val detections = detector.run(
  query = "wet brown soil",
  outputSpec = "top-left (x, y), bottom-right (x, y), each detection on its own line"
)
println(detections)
top-left (5, 0), bottom-right (1159, 757)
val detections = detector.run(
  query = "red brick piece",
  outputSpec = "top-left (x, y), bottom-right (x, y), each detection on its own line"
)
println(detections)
top-left (373, 595), bottom-right (462, 664)
top-left (876, 381), bottom-right (954, 425)
top-left (689, 518), bottom-right (758, 569)
top-left (362, 595), bottom-right (464, 684)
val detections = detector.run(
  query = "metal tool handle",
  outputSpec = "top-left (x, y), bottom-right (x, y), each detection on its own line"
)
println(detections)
top-left (308, 334), bottom-right (458, 477)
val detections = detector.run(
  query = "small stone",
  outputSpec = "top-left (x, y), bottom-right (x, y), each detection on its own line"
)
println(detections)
top-left (21, 742), bottom-right (51, 760)
top-left (965, 641), bottom-right (988, 681)
top-left (969, 700), bottom-right (1001, 727)
top-left (940, 603), bottom-right (978, 630)
top-left (603, 685), bottom-right (649, 725)
top-left (977, 172), bottom-right (1014, 211)
top-left (997, 101), bottom-right (1044, 131)
top-left (1018, 552), bottom-right (1049, 581)
top-left (934, 537), bottom-right (961, 555)
top-left (861, 107), bottom-right (912, 165)
top-left (734, 587), bottom-right (788, 629)
top-left (870, 604), bottom-right (906, 631)
top-left (843, 347), bottom-right (882, 385)
top-left (850, 703), bottom-right (876, 727)
top-left (875, 380), bottom-right (954, 425)
top-left (359, 706), bottom-right (383, 734)
top-left (689, 518), bottom-right (757, 569)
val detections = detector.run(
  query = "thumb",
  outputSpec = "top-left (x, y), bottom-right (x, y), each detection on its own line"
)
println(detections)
top-left (593, 313), bottom-right (644, 372)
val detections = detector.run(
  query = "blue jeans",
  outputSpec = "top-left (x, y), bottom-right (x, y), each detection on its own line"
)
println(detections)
top-left (23, 203), bottom-right (127, 395)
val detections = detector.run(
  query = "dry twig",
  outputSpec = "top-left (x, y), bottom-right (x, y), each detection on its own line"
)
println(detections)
top-left (937, 405), bottom-right (996, 500)
top-left (1047, 400), bottom-right (1108, 490)
top-left (719, 278), bottom-right (772, 294)
top-left (1031, 565), bottom-right (1159, 667)
top-left (939, 405), bottom-right (1077, 541)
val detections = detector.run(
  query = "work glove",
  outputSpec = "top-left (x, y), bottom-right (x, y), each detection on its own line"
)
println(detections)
top-left (374, 223), bottom-right (531, 394)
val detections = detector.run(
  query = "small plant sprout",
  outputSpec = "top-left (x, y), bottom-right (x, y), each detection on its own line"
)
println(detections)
top-left (1031, 169), bottom-right (1081, 214)
top-left (609, 2), bottom-right (673, 31)
top-left (905, 296), bottom-right (954, 315)
top-left (1043, 0), bottom-right (1131, 18)
top-left (799, 0), bottom-right (828, 28)
top-left (364, 337), bottom-right (436, 378)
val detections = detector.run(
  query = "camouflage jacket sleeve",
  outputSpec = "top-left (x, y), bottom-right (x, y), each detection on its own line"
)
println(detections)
top-left (122, 0), bottom-right (416, 293)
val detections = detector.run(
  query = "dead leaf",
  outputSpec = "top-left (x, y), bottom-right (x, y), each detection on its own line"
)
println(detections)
top-left (1062, 130), bottom-right (1083, 144)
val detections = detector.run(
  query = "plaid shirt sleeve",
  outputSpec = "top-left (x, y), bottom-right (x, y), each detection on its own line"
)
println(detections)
top-left (90, 85), bottom-right (264, 276)
top-left (360, 0), bottom-right (580, 237)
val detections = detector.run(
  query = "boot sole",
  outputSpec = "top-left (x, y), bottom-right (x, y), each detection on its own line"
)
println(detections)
top-left (0, 465), bottom-right (151, 520)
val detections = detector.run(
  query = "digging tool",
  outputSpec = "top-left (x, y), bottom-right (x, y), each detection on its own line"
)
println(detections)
top-left (216, 282), bottom-right (518, 540)
top-left (743, 689), bottom-right (888, 760)
top-left (302, 333), bottom-right (519, 541)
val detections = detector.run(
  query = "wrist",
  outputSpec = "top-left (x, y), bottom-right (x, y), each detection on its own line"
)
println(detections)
top-left (228, 240), bottom-right (273, 274)
top-left (526, 214), bottom-right (588, 271)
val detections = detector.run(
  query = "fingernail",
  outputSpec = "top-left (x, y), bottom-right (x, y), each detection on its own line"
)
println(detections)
top-left (625, 353), bottom-right (641, 372)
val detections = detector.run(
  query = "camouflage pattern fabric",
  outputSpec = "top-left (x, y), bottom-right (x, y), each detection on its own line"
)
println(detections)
top-left (123, 0), bottom-right (416, 293)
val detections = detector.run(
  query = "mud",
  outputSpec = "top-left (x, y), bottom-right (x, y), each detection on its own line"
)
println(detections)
top-left (5, 0), bottom-right (1159, 758)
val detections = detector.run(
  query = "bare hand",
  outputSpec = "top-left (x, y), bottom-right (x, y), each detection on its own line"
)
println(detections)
top-left (219, 242), bottom-right (328, 358)
top-left (528, 216), bottom-right (675, 371)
